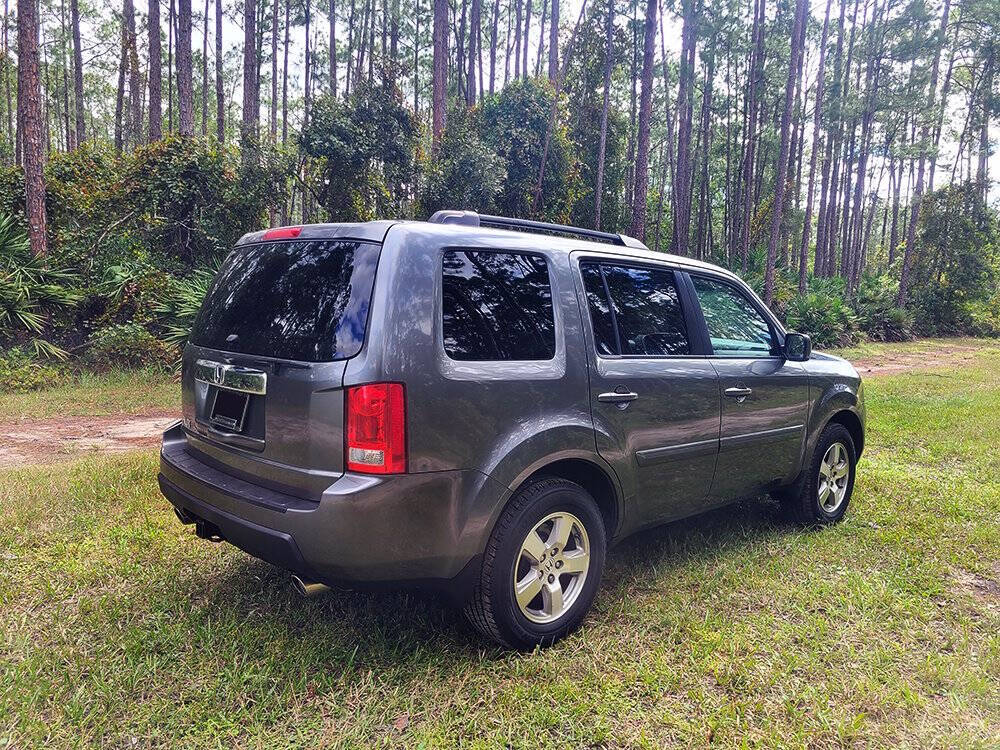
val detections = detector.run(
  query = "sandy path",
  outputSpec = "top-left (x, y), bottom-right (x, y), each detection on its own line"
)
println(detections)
top-left (0, 413), bottom-right (179, 469)
top-left (849, 342), bottom-right (982, 376)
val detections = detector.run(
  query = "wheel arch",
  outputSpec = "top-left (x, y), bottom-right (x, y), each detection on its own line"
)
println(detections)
top-left (827, 409), bottom-right (865, 457)
top-left (506, 456), bottom-right (623, 541)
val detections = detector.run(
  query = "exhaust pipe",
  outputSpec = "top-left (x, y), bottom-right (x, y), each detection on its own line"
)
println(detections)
top-left (291, 574), bottom-right (330, 598)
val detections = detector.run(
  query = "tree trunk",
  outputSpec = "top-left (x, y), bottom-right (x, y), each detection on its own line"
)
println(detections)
top-left (17, 0), bottom-right (47, 256)
top-left (548, 0), bottom-right (559, 82)
top-left (168, 0), bottom-right (174, 131)
top-left (177, 0), bottom-right (193, 135)
top-left (797, 0), bottom-right (833, 291)
top-left (489, 0), bottom-right (500, 92)
top-left (242, 0), bottom-right (258, 143)
top-left (467, 0), bottom-right (480, 105)
top-left (330, 0), bottom-right (338, 96)
top-left (270, 0), bottom-right (279, 136)
top-left (114, 2), bottom-right (127, 151)
top-left (593, 0), bottom-right (614, 230)
top-left (215, 0), bottom-right (223, 139)
top-left (201, 0), bottom-right (209, 135)
top-left (59, 0), bottom-right (72, 151)
top-left (671, 0), bottom-right (697, 254)
top-left (763, 0), bottom-right (806, 304)
top-left (522, 0), bottom-right (531, 78)
top-left (534, 0), bottom-right (547, 76)
top-left (148, 0), bottom-right (162, 141)
top-left (281, 0), bottom-right (289, 144)
top-left (737, 0), bottom-right (764, 270)
top-left (627, 0), bottom-right (657, 240)
top-left (432, 0), bottom-right (448, 151)
top-left (897, 0), bottom-right (950, 306)
top-left (4, 0), bottom-right (14, 157)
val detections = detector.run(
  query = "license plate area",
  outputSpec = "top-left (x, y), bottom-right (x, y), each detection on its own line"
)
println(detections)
top-left (210, 388), bottom-right (251, 432)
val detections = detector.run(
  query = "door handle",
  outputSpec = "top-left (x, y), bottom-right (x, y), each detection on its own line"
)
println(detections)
top-left (598, 391), bottom-right (639, 403)
top-left (724, 386), bottom-right (753, 399)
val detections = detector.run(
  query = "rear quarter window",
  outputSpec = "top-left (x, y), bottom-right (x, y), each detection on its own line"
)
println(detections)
top-left (442, 250), bottom-right (556, 361)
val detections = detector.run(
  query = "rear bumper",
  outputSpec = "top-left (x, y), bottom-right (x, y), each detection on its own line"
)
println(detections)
top-left (159, 424), bottom-right (506, 595)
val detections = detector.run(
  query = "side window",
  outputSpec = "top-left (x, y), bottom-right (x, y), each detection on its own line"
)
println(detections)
top-left (581, 263), bottom-right (690, 356)
top-left (691, 275), bottom-right (774, 356)
top-left (442, 250), bottom-right (556, 361)
top-left (580, 264), bottom-right (617, 355)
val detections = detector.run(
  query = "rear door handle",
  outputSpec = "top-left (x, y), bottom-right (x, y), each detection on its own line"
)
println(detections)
top-left (598, 391), bottom-right (639, 403)
top-left (724, 386), bottom-right (753, 399)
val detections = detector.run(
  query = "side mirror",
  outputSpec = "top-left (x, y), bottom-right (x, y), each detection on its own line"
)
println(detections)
top-left (784, 332), bottom-right (812, 362)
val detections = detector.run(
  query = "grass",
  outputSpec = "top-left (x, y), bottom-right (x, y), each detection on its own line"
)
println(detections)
top-left (1, 345), bottom-right (999, 748)
top-left (0, 368), bottom-right (178, 421)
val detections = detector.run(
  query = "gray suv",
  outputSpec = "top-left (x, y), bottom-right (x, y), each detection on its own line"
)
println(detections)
top-left (159, 211), bottom-right (865, 649)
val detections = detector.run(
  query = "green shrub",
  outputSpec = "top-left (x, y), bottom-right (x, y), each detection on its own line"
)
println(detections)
top-left (0, 214), bottom-right (79, 358)
top-left (0, 347), bottom-right (67, 393)
top-left (855, 274), bottom-right (913, 342)
top-left (785, 291), bottom-right (860, 349)
top-left (154, 266), bottom-right (217, 350)
top-left (81, 322), bottom-right (175, 371)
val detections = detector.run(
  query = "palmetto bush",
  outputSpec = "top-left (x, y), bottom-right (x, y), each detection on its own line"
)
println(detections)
top-left (0, 215), bottom-right (79, 359)
top-left (154, 265), bottom-right (217, 350)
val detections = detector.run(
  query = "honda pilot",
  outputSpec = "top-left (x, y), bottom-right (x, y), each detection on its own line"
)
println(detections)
top-left (159, 210), bottom-right (865, 649)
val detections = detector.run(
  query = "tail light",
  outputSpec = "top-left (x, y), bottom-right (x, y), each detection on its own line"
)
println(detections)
top-left (345, 383), bottom-right (406, 474)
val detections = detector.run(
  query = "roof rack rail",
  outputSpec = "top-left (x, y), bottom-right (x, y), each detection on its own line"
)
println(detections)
top-left (427, 210), bottom-right (648, 250)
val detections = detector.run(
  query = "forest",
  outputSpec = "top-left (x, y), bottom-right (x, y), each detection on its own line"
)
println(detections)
top-left (1, 0), bottom-right (998, 387)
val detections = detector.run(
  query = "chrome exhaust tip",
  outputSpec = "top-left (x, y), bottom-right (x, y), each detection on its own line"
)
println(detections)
top-left (291, 574), bottom-right (330, 598)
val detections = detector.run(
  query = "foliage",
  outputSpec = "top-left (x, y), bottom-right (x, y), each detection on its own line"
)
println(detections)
top-left (0, 214), bottom-right (79, 359)
top-left (563, 5), bottom-right (631, 232)
top-left (300, 78), bottom-right (420, 221)
top-left (417, 107), bottom-right (506, 216)
top-left (0, 347), bottom-right (67, 393)
top-left (784, 288), bottom-right (860, 349)
top-left (908, 181), bottom-right (999, 336)
top-left (81, 322), bottom-right (176, 372)
top-left (854, 273), bottom-right (914, 342)
top-left (477, 79), bottom-right (583, 223)
top-left (44, 138), bottom-right (290, 278)
top-left (154, 266), bottom-right (219, 350)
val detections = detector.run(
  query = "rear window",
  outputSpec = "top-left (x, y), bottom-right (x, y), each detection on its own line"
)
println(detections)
top-left (190, 239), bottom-right (380, 362)
top-left (442, 250), bottom-right (556, 361)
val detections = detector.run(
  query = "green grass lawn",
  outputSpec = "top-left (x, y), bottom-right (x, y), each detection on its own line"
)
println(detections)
top-left (0, 368), bottom-right (179, 421)
top-left (2, 347), bottom-right (998, 748)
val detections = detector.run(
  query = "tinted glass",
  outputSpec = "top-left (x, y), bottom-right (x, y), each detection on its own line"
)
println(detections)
top-left (593, 264), bottom-right (689, 356)
top-left (580, 264), bottom-right (617, 355)
top-left (692, 275), bottom-right (774, 356)
top-left (442, 250), bottom-right (555, 361)
top-left (190, 240), bottom-right (379, 362)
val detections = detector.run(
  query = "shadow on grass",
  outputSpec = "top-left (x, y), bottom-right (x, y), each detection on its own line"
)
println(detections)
top-left (181, 494), bottom-right (796, 673)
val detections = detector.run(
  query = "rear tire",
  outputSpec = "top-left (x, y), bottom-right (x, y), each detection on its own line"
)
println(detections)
top-left (464, 477), bottom-right (606, 650)
top-left (778, 423), bottom-right (857, 525)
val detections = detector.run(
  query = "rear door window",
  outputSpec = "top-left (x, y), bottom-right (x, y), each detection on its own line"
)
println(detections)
top-left (190, 239), bottom-right (380, 362)
top-left (581, 263), bottom-right (690, 356)
top-left (442, 250), bottom-right (556, 361)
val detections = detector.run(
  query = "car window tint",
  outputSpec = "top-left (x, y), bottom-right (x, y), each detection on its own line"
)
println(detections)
top-left (190, 239), bottom-right (379, 362)
top-left (580, 264), bottom-right (617, 355)
top-left (691, 275), bottom-right (774, 356)
top-left (442, 250), bottom-right (556, 361)
top-left (585, 264), bottom-right (689, 356)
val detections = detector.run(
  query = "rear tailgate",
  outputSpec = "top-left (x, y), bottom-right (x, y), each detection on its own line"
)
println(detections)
top-left (176, 236), bottom-right (381, 500)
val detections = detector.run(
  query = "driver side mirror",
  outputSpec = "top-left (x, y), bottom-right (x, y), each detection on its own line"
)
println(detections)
top-left (784, 332), bottom-right (812, 362)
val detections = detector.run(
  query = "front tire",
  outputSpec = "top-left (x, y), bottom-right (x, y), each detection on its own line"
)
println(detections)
top-left (464, 477), bottom-right (606, 650)
top-left (779, 422), bottom-right (857, 525)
